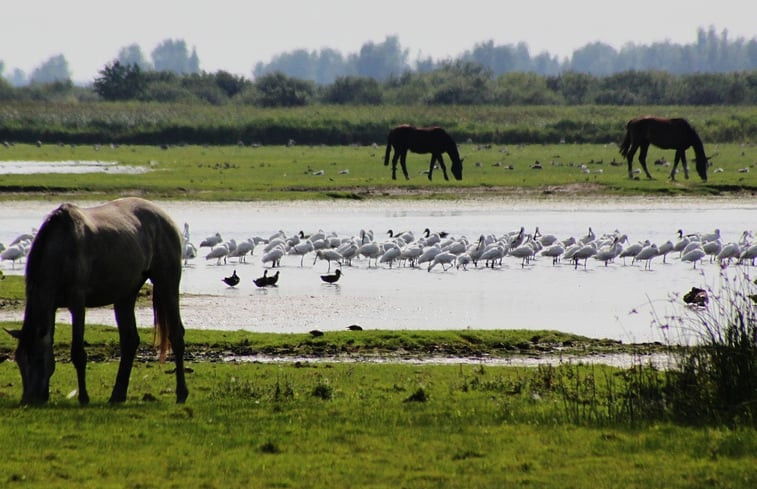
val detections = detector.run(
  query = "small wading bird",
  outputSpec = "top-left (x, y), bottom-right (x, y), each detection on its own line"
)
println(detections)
top-left (265, 270), bottom-right (280, 287)
top-left (222, 270), bottom-right (240, 287)
top-left (683, 287), bottom-right (708, 307)
top-left (320, 269), bottom-right (342, 284)
top-left (253, 270), bottom-right (269, 287)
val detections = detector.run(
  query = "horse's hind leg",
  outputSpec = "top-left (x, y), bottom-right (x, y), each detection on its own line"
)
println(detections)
top-left (626, 143), bottom-right (638, 178)
top-left (399, 151), bottom-right (409, 180)
top-left (110, 297), bottom-right (140, 403)
top-left (436, 154), bottom-right (449, 181)
top-left (70, 306), bottom-right (90, 405)
top-left (391, 150), bottom-right (400, 180)
top-left (638, 144), bottom-right (653, 179)
top-left (676, 150), bottom-right (689, 180)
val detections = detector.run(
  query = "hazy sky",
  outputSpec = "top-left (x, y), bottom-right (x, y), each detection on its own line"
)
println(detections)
top-left (3, 0), bottom-right (755, 82)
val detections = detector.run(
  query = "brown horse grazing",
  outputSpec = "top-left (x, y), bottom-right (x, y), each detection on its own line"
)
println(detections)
top-left (384, 124), bottom-right (463, 181)
top-left (7, 197), bottom-right (188, 405)
top-left (619, 117), bottom-right (708, 181)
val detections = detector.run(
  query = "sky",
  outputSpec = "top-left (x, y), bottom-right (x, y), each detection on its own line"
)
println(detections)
top-left (2, 0), bottom-right (755, 83)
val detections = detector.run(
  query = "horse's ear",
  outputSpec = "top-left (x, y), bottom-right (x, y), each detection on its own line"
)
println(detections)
top-left (4, 328), bottom-right (22, 340)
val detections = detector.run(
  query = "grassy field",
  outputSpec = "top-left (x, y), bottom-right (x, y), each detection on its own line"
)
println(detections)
top-left (0, 358), bottom-right (755, 488)
top-left (1, 131), bottom-right (755, 487)
top-left (0, 141), bottom-right (754, 200)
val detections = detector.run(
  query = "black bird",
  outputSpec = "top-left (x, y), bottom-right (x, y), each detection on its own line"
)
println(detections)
top-left (253, 270), bottom-right (268, 287)
top-left (683, 287), bottom-right (708, 307)
top-left (347, 324), bottom-right (363, 331)
top-left (265, 270), bottom-right (280, 287)
top-left (222, 270), bottom-right (240, 287)
top-left (320, 269), bottom-right (342, 284)
top-left (309, 329), bottom-right (324, 337)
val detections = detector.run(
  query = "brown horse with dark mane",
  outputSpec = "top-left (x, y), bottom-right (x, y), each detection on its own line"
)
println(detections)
top-left (619, 116), bottom-right (708, 181)
top-left (7, 197), bottom-right (188, 405)
top-left (384, 125), bottom-right (463, 181)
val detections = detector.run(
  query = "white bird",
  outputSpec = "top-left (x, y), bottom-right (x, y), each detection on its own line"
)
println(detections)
top-left (540, 243), bottom-right (565, 265)
top-left (336, 241), bottom-right (359, 266)
top-left (534, 226), bottom-right (558, 246)
top-left (183, 241), bottom-right (197, 265)
top-left (200, 232), bottom-right (223, 248)
top-left (314, 249), bottom-right (343, 272)
top-left (480, 242), bottom-right (507, 268)
top-left (739, 244), bottom-right (757, 265)
top-left (205, 243), bottom-right (230, 265)
top-left (456, 254), bottom-right (472, 270)
top-left (358, 242), bottom-right (382, 267)
top-left (619, 240), bottom-right (646, 265)
top-left (593, 238), bottom-right (623, 266)
top-left (261, 244), bottom-right (286, 268)
top-left (572, 243), bottom-right (597, 269)
top-left (288, 240), bottom-right (315, 266)
top-left (264, 237), bottom-right (287, 253)
top-left (427, 251), bottom-right (456, 272)
top-left (657, 240), bottom-right (674, 263)
top-left (229, 238), bottom-right (255, 263)
top-left (579, 227), bottom-right (596, 245)
top-left (702, 239), bottom-right (722, 262)
top-left (509, 240), bottom-right (536, 268)
top-left (379, 246), bottom-right (402, 268)
top-left (400, 244), bottom-right (423, 267)
top-left (634, 243), bottom-right (659, 271)
top-left (417, 244), bottom-right (442, 266)
top-left (1, 244), bottom-right (26, 269)
top-left (717, 242), bottom-right (741, 265)
top-left (681, 245), bottom-right (706, 269)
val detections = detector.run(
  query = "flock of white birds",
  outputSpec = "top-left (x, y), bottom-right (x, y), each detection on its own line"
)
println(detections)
top-left (177, 222), bottom-right (757, 275)
top-left (2, 223), bottom-right (755, 276)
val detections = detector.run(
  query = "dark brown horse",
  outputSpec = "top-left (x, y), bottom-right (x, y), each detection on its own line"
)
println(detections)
top-left (7, 197), bottom-right (188, 405)
top-left (619, 117), bottom-right (708, 181)
top-left (384, 125), bottom-right (463, 181)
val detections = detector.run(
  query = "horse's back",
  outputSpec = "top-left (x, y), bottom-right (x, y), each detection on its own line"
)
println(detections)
top-left (28, 198), bottom-right (182, 308)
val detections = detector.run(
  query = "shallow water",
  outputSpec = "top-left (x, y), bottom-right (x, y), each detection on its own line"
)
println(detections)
top-left (0, 160), bottom-right (148, 174)
top-left (1, 198), bottom-right (755, 344)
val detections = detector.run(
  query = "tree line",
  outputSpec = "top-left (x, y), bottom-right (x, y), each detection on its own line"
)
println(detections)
top-left (256, 28), bottom-right (757, 83)
top-left (2, 26), bottom-right (755, 87)
top-left (1, 62), bottom-right (754, 107)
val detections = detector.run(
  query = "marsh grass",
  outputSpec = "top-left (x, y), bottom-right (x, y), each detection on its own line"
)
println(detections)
top-left (0, 141), bottom-right (754, 201)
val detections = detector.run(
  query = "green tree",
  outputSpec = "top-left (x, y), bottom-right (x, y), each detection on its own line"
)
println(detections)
top-left (254, 72), bottom-right (314, 107)
top-left (322, 76), bottom-right (382, 104)
top-left (93, 61), bottom-right (146, 100)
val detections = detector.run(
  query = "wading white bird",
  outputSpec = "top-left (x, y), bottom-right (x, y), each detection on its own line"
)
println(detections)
top-left (634, 243), bottom-right (659, 271)
top-left (314, 249), bottom-right (343, 271)
top-left (681, 244), bottom-right (706, 269)
top-left (427, 251), bottom-right (456, 272)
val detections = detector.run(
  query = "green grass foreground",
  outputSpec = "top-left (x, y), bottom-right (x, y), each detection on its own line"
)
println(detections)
top-left (0, 358), bottom-right (755, 488)
top-left (0, 141), bottom-right (754, 200)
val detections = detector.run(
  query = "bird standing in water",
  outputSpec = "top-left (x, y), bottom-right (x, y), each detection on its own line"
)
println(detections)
top-left (320, 269), bottom-right (342, 284)
top-left (222, 270), bottom-right (240, 287)
top-left (253, 270), bottom-right (269, 287)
